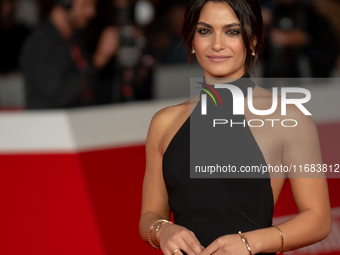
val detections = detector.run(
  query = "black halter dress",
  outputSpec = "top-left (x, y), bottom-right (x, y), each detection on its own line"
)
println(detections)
top-left (162, 72), bottom-right (275, 254)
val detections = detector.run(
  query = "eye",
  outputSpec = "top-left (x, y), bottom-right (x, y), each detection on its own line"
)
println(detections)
top-left (227, 29), bottom-right (240, 35)
top-left (198, 28), bottom-right (211, 34)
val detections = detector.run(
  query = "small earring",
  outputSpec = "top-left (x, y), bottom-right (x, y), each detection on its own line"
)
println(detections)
top-left (191, 47), bottom-right (195, 54)
top-left (252, 49), bottom-right (256, 56)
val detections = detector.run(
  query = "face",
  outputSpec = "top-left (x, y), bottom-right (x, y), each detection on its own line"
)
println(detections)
top-left (68, 0), bottom-right (96, 29)
top-left (193, 1), bottom-right (247, 79)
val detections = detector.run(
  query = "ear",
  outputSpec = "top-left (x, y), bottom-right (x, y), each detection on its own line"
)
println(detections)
top-left (252, 37), bottom-right (257, 48)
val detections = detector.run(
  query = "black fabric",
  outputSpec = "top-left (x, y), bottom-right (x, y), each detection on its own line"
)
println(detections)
top-left (162, 72), bottom-right (275, 254)
top-left (20, 20), bottom-right (97, 109)
top-left (0, 24), bottom-right (30, 73)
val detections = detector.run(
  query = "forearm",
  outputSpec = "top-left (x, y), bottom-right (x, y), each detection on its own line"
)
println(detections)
top-left (245, 209), bottom-right (332, 254)
top-left (139, 211), bottom-right (170, 245)
top-left (92, 52), bottom-right (110, 69)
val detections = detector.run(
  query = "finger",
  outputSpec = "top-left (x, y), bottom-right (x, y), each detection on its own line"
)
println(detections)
top-left (208, 249), bottom-right (225, 255)
top-left (163, 247), bottom-right (184, 255)
top-left (172, 249), bottom-right (184, 255)
top-left (187, 231), bottom-right (204, 251)
top-left (199, 240), bottom-right (220, 255)
top-left (176, 237), bottom-right (203, 255)
top-left (183, 233), bottom-right (203, 254)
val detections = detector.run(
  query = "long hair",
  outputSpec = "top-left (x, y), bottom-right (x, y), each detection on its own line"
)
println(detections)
top-left (182, 0), bottom-right (264, 74)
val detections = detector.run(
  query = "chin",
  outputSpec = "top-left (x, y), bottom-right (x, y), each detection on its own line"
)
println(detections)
top-left (206, 68), bottom-right (239, 78)
top-left (201, 61), bottom-right (242, 78)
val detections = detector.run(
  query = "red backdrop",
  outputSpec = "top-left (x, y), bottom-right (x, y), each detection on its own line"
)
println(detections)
top-left (0, 122), bottom-right (339, 255)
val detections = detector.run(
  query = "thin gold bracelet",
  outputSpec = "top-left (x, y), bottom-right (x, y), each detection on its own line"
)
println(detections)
top-left (272, 225), bottom-right (284, 254)
top-left (238, 231), bottom-right (253, 255)
top-left (155, 220), bottom-right (173, 245)
top-left (148, 219), bottom-right (170, 249)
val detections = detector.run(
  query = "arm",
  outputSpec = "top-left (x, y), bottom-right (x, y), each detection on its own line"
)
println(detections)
top-left (139, 109), bottom-right (172, 243)
top-left (246, 106), bottom-right (331, 253)
top-left (139, 108), bottom-right (204, 255)
top-left (201, 105), bottom-right (332, 255)
top-left (92, 26), bottom-right (119, 69)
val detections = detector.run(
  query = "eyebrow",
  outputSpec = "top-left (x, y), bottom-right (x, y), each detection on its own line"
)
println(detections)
top-left (196, 22), bottom-right (240, 29)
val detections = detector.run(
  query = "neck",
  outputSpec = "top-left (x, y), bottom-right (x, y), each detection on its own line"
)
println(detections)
top-left (203, 71), bottom-right (249, 85)
top-left (50, 7), bottom-right (73, 39)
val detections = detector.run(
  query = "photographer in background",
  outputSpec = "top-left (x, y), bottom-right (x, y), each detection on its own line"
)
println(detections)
top-left (20, 0), bottom-right (119, 109)
top-left (82, 0), bottom-right (156, 103)
top-left (261, 0), bottom-right (339, 78)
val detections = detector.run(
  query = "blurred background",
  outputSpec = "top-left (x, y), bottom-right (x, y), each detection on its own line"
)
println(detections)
top-left (0, 0), bottom-right (340, 254)
top-left (0, 0), bottom-right (339, 109)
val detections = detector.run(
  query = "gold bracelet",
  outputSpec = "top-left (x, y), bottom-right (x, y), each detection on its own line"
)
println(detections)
top-left (155, 220), bottom-right (173, 245)
top-left (238, 231), bottom-right (253, 255)
top-left (272, 225), bottom-right (284, 254)
top-left (148, 219), bottom-right (170, 249)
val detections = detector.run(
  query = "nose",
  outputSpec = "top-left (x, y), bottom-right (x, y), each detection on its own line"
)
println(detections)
top-left (211, 33), bottom-right (226, 52)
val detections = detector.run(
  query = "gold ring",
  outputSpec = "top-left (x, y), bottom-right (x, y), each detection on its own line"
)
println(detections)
top-left (172, 248), bottom-right (180, 254)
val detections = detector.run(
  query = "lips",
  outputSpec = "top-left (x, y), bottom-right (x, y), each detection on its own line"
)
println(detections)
top-left (207, 55), bottom-right (231, 63)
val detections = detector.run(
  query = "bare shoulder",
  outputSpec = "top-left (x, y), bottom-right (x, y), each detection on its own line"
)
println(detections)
top-left (253, 85), bottom-right (316, 137)
top-left (281, 102), bottom-right (317, 142)
top-left (252, 85), bottom-right (313, 121)
top-left (250, 85), bottom-right (317, 146)
top-left (250, 85), bottom-right (282, 119)
top-left (149, 99), bottom-right (190, 130)
top-left (253, 85), bottom-right (273, 98)
top-left (146, 99), bottom-right (191, 153)
top-left (251, 85), bottom-right (276, 107)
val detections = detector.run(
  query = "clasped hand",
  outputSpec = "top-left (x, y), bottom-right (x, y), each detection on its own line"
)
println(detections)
top-left (158, 224), bottom-right (250, 255)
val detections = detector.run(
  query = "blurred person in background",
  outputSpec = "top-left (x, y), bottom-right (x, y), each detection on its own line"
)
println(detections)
top-left (20, 0), bottom-right (119, 109)
top-left (81, 0), bottom-right (156, 103)
top-left (148, 2), bottom-right (188, 64)
top-left (261, 0), bottom-right (339, 78)
top-left (109, 0), bottom-right (156, 102)
top-left (0, 0), bottom-right (30, 74)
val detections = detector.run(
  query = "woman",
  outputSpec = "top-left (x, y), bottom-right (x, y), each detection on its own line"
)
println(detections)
top-left (139, 0), bottom-right (332, 255)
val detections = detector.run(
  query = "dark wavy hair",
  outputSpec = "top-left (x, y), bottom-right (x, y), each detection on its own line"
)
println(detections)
top-left (182, 0), bottom-right (264, 74)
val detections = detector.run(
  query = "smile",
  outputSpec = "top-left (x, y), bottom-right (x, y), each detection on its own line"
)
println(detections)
top-left (207, 56), bottom-right (230, 63)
